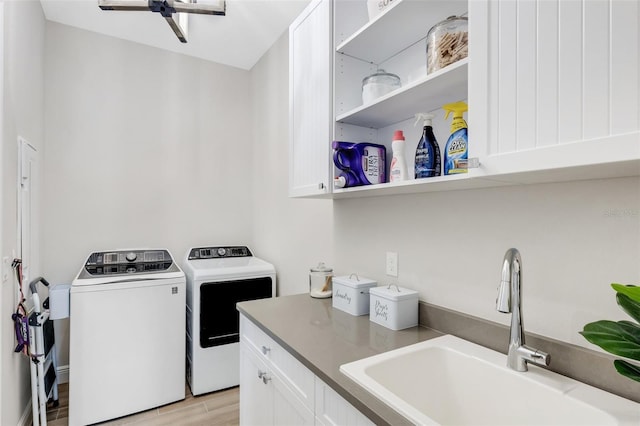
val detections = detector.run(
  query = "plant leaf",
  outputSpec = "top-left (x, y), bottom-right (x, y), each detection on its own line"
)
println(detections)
top-left (616, 293), bottom-right (640, 324)
top-left (580, 320), bottom-right (640, 361)
top-left (611, 284), bottom-right (640, 303)
top-left (614, 360), bottom-right (640, 383)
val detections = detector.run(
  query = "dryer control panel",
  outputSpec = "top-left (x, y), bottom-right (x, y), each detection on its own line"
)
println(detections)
top-left (84, 249), bottom-right (174, 275)
top-left (188, 246), bottom-right (253, 260)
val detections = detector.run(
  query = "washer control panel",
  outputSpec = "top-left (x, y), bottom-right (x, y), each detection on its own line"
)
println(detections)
top-left (188, 246), bottom-right (253, 260)
top-left (84, 249), bottom-right (173, 276)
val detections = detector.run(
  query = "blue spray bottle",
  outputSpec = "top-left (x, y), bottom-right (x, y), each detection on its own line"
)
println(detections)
top-left (414, 113), bottom-right (441, 178)
top-left (442, 101), bottom-right (468, 175)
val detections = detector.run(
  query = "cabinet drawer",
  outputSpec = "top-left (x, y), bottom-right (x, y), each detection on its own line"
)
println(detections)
top-left (241, 314), bottom-right (278, 359)
top-left (240, 315), bottom-right (315, 411)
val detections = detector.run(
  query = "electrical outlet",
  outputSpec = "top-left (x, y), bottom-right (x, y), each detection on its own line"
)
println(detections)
top-left (386, 252), bottom-right (398, 277)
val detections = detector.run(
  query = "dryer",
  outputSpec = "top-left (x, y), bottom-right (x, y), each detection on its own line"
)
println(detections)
top-left (183, 246), bottom-right (275, 395)
top-left (69, 249), bottom-right (185, 425)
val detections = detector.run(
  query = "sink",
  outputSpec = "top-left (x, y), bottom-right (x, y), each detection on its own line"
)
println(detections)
top-left (340, 335), bottom-right (640, 425)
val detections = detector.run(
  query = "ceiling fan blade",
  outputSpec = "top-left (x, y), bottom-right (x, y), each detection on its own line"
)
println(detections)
top-left (98, 0), bottom-right (150, 12)
top-left (173, 0), bottom-right (225, 16)
top-left (98, 0), bottom-right (224, 43)
top-left (164, 13), bottom-right (188, 43)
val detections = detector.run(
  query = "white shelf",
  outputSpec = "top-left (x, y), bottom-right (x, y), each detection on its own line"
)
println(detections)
top-left (336, 59), bottom-right (468, 128)
top-left (336, 0), bottom-right (468, 64)
top-left (329, 161), bottom-right (640, 200)
top-left (331, 173), bottom-right (510, 199)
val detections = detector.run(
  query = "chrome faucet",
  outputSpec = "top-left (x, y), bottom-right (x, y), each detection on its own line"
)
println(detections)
top-left (496, 248), bottom-right (550, 371)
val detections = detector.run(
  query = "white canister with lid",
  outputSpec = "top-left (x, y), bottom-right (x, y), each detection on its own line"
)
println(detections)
top-left (309, 262), bottom-right (333, 298)
top-left (362, 69), bottom-right (401, 105)
top-left (369, 284), bottom-right (419, 330)
top-left (426, 15), bottom-right (469, 74)
top-left (332, 274), bottom-right (377, 316)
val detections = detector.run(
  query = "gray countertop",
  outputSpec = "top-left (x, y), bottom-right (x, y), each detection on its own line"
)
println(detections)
top-left (237, 293), bottom-right (441, 425)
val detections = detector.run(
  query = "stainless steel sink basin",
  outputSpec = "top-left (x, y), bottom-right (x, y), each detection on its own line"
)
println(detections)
top-left (340, 335), bottom-right (640, 425)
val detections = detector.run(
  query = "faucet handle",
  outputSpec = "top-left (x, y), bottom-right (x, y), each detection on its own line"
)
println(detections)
top-left (531, 349), bottom-right (551, 366)
top-left (518, 345), bottom-right (551, 367)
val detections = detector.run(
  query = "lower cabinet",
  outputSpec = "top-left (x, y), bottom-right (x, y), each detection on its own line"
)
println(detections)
top-left (273, 373), bottom-right (315, 426)
top-left (239, 314), bottom-right (374, 426)
top-left (315, 379), bottom-right (374, 426)
top-left (240, 343), bottom-right (314, 425)
top-left (239, 344), bottom-right (273, 425)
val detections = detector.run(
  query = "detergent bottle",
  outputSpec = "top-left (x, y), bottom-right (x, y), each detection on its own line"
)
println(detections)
top-left (389, 130), bottom-right (408, 182)
top-left (442, 101), bottom-right (468, 175)
top-left (414, 112), bottom-right (441, 178)
top-left (332, 141), bottom-right (386, 188)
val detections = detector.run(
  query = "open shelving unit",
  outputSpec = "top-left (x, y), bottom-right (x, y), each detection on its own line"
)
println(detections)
top-left (332, 0), bottom-right (470, 197)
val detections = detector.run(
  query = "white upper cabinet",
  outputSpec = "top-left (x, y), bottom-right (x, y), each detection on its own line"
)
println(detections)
top-left (288, 0), bottom-right (640, 199)
top-left (289, 0), bottom-right (333, 197)
top-left (289, 0), bottom-right (471, 198)
top-left (469, 0), bottom-right (640, 184)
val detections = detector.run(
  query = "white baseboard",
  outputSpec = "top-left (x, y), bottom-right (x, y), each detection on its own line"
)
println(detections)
top-left (57, 364), bottom-right (69, 384)
top-left (18, 399), bottom-right (32, 426)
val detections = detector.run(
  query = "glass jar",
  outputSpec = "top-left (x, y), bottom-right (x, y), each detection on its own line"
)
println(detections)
top-left (362, 69), bottom-right (401, 104)
top-left (309, 262), bottom-right (333, 299)
top-left (426, 15), bottom-right (469, 74)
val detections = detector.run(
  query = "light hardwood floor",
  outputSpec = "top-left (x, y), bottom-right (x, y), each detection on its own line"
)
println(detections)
top-left (45, 382), bottom-right (239, 426)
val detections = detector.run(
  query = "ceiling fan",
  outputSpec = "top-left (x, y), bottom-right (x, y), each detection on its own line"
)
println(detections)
top-left (98, 0), bottom-right (226, 43)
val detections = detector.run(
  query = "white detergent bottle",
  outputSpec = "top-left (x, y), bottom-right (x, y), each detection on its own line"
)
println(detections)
top-left (389, 130), bottom-right (408, 182)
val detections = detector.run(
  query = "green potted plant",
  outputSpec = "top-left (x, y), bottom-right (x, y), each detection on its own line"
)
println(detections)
top-left (580, 284), bottom-right (640, 382)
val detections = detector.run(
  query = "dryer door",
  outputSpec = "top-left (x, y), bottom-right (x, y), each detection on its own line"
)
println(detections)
top-left (200, 277), bottom-right (273, 348)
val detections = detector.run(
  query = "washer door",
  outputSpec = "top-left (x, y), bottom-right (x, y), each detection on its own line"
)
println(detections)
top-left (200, 277), bottom-right (273, 348)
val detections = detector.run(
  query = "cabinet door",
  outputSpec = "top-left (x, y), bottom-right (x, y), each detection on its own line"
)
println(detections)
top-left (289, 0), bottom-right (333, 197)
top-left (273, 374), bottom-right (315, 426)
top-left (239, 344), bottom-right (273, 426)
top-left (315, 378), bottom-right (374, 426)
top-left (241, 315), bottom-right (315, 411)
top-left (469, 0), bottom-right (640, 181)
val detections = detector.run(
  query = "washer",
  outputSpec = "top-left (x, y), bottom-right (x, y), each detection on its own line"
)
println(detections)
top-left (183, 246), bottom-right (275, 395)
top-left (69, 249), bottom-right (185, 425)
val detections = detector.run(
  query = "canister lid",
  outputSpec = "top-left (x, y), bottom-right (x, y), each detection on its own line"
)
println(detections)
top-left (333, 273), bottom-right (377, 289)
top-left (370, 284), bottom-right (418, 301)
top-left (311, 262), bottom-right (332, 273)
top-left (362, 69), bottom-right (401, 86)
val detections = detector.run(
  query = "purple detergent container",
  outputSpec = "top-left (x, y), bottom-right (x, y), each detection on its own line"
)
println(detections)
top-left (332, 141), bottom-right (386, 188)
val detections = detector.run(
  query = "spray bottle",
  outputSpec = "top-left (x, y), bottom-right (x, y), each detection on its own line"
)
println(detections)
top-left (414, 113), bottom-right (441, 178)
top-left (442, 101), bottom-right (468, 175)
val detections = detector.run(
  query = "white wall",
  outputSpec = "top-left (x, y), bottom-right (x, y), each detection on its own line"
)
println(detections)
top-left (249, 31), bottom-right (334, 296)
top-left (333, 177), bottom-right (640, 348)
top-left (1, 1), bottom-right (46, 424)
top-left (43, 22), bottom-right (253, 367)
